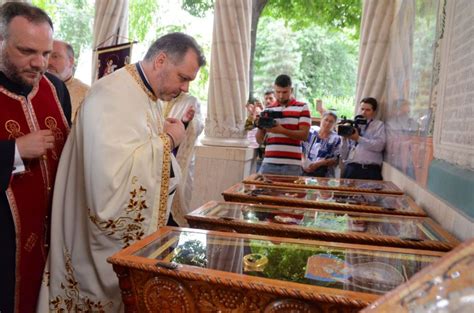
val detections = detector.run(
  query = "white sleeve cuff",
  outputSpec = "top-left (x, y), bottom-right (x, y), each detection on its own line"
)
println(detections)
top-left (12, 143), bottom-right (25, 174)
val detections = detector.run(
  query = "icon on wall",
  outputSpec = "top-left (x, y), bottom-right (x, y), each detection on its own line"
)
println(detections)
top-left (96, 42), bottom-right (134, 80)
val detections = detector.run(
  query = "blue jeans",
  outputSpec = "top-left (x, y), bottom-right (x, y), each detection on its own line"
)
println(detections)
top-left (258, 163), bottom-right (302, 176)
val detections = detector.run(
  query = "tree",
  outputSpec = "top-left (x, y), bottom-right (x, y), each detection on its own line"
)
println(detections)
top-left (264, 0), bottom-right (361, 32)
top-left (296, 26), bottom-right (358, 98)
top-left (33, 0), bottom-right (93, 59)
top-left (129, 0), bottom-right (160, 42)
top-left (253, 17), bottom-right (359, 117)
top-left (253, 17), bottom-right (301, 94)
top-left (182, 0), bottom-right (361, 101)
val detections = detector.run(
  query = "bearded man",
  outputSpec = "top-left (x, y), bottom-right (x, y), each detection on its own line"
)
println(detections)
top-left (0, 3), bottom-right (71, 312)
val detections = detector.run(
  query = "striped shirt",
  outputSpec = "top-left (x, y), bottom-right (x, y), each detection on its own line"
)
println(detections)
top-left (263, 99), bottom-right (311, 165)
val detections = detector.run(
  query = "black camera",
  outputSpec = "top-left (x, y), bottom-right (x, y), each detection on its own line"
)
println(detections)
top-left (337, 115), bottom-right (367, 136)
top-left (256, 110), bottom-right (283, 129)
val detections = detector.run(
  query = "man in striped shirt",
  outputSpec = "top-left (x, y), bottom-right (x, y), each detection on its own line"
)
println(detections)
top-left (256, 74), bottom-right (311, 175)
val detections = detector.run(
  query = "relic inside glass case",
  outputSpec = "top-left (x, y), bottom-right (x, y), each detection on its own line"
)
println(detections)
top-left (133, 228), bottom-right (442, 296)
top-left (185, 201), bottom-right (458, 251)
top-left (222, 183), bottom-right (426, 216)
top-left (244, 173), bottom-right (404, 195)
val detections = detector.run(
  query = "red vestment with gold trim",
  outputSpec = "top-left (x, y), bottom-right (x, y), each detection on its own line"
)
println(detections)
top-left (0, 76), bottom-right (69, 313)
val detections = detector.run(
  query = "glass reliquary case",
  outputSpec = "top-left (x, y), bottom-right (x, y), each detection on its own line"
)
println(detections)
top-left (222, 183), bottom-right (426, 217)
top-left (243, 173), bottom-right (404, 195)
top-left (108, 227), bottom-right (445, 313)
top-left (362, 239), bottom-right (474, 313)
top-left (185, 201), bottom-right (459, 252)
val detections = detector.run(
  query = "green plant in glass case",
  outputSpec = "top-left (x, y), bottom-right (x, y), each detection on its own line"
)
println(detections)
top-left (249, 240), bottom-right (345, 285)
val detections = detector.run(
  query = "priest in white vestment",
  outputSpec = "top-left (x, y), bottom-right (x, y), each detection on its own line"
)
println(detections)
top-left (163, 92), bottom-right (204, 226)
top-left (37, 33), bottom-right (206, 313)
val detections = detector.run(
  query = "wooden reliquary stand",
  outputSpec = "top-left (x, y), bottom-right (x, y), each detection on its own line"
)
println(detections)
top-left (222, 183), bottom-right (426, 217)
top-left (185, 201), bottom-right (459, 252)
top-left (108, 227), bottom-right (445, 313)
top-left (362, 239), bottom-right (474, 312)
top-left (243, 173), bottom-right (404, 195)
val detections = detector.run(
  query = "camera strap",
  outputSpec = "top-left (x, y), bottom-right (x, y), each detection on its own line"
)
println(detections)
top-left (307, 134), bottom-right (319, 158)
top-left (361, 119), bottom-right (373, 137)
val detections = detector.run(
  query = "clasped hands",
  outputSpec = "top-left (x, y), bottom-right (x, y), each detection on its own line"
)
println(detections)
top-left (164, 118), bottom-right (185, 149)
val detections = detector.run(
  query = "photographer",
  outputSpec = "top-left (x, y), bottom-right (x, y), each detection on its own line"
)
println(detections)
top-left (256, 75), bottom-right (311, 175)
top-left (340, 97), bottom-right (386, 180)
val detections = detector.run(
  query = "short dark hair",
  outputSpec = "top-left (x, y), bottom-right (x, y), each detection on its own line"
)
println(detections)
top-left (144, 32), bottom-right (206, 67)
top-left (274, 74), bottom-right (292, 88)
top-left (0, 2), bottom-right (53, 40)
top-left (360, 97), bottom-right (378, 111)
top-left (264, 90), bottom-right (274, 96)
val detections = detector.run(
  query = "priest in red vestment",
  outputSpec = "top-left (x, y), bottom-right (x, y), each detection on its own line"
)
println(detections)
top-left (0, 3), bottom-right (71, 313)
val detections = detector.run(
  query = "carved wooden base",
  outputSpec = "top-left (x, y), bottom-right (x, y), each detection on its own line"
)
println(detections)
top-left (115, 267), bottom-right (361, 313)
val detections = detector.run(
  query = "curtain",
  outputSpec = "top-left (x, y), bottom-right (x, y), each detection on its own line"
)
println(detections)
top-left (91, 0), bottom-right (129, 82)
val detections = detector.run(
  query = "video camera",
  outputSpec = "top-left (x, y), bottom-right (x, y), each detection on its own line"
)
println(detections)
top-left (337, 115), bottom-right (367, 136)
top-left (256, 109), bottom-right (283, 129)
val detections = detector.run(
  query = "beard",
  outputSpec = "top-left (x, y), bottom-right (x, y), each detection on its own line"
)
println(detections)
top-left (156, 68), bottom-right (180, 101)
top-left (0, 50), bottom-right (44, 88)
top-left (278, 98), bottom-right (289, 105)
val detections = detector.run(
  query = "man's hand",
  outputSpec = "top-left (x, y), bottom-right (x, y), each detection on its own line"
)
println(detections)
top-left (266, 121), bottom-right (284, 134)
top-left (164, 118), bottom-right (185, 148)
top-left (304, 160), bottom-right (326, 172)
top-left (348, 128), bottom-right (360, 142)
top-left (182, 105), bottom-right (196, 123)
top-left (16, 130), bottom-right (55, 159)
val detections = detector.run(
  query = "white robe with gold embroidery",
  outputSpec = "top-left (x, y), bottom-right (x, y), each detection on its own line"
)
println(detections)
top-left (163, 93), bottom-right (204, 226)
top-left (37, 65), bottom-right (180, 312)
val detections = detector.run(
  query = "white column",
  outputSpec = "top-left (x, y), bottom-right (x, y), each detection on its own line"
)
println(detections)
top-left (190, 0), bottom-right (257, 211)
top-left (200, 0), bottom-right (252, 147)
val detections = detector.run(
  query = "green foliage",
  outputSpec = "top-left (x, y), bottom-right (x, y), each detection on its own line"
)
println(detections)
top-left (250, 240), bottom-right (344, 285)
top-left (263, 0), bottom-right (361, 36)
top-left (32, 0), bottom-right (93, 59)
top-left (175, 1), bottom-right (362, 105)
top-left (296, 26), bottom-right (358, 98)
top-left (129, 0), bottom-right (160, 42)
top-left (182, 0), bottom-right (214, 18)
top-left (253, 17), bottom-right (358, 116)
top-left (309, 96), bottom-right (356, 119)
top-left (253, 17), bottom-right (301, 94)
top-left (181, 0), bottom-right (361, 34)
